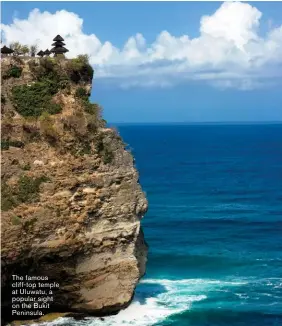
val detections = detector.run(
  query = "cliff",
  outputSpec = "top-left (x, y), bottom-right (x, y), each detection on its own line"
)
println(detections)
top-left (1, 56), bottom-right (148, 323)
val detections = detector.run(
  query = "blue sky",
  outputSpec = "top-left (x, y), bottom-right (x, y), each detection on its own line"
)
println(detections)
top-left (2, 1), bottom-right (282, 123)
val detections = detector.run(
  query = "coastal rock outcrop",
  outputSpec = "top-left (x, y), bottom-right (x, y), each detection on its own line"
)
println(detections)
top-left (1, 56), bottom-right (148, 323)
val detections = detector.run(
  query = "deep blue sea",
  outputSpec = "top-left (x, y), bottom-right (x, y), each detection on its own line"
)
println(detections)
top-left (45, 124), bottom-right (282, 326)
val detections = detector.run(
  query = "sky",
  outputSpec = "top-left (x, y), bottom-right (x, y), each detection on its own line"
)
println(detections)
top-left (1, 1), bottom-right (282, 123)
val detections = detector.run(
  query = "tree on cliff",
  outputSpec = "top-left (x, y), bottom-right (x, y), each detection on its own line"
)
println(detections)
top-left (30, 44), bottom-right (38, 57)
top-left (10, 42), bottom-right (29, 56)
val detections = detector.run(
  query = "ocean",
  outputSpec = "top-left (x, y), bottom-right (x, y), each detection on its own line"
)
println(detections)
top-left (36, 124), bottom-right (282, 326)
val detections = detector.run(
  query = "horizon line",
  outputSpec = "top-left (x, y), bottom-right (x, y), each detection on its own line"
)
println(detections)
top-left (108, 121), bottom-right (282, 125)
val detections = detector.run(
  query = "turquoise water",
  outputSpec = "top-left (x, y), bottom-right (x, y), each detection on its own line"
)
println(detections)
top-left (42, 124), bottom-right (282, 326)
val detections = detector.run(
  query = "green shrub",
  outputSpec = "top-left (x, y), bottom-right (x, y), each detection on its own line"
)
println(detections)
top-left (1, 140), bottom-right (24, 150)
top-left (74, 85), bottom-right (101, 119)
top-left (67, 55), bottom-right (94, 83)
top-left (3, 65), bottom-right (22, 79)
top-left (103, 148), bottom-right (114, 164)
top-left (1, 180), bottom-right (18, 211)
top-left (84, 102), bottom-right (100, 115)
top-left (45, 102), bottom-right (62, 115)
top-left (17, 175), bottom-right (49, 204)
top-left (11, 215), bottom-right (22, 226)
top-left (75, 87), bottom-right (88, 100)
top-left (95, 136), bottom-right (114, 164)
top-left (1, 94), bottom-right (6, 104)
top-left (77, 54), bottom-right (90, 64)
top-left (9, 66), bottom-right (22, 78)
top-left (1, 141), bottom-right (9, 150)
top-left (12, 57), bottom-right (68, 117)
top-left (1, 182), bottom-right (17, 211)
top-left (11, 81), bottom-right (62, 117)
top-left (39, 111), bottom-right (51, 122)
top-left (22, 163), bottom-right (31, 171)
top-left (42, 78), bottom-right (60, 95)
top-left (58, 79), bottom-right (70, 90)
top-left (12, 83), bottom-right (43, 117)
top-left (10, 140), bottom-right (24, 148)
top-left (30, 58), bottom-right (67, 89)
top-left (83, 64), bottom-right (94, 80)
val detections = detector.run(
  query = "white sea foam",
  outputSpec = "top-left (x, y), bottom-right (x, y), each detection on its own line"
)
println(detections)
top-left (77, 279), bottom-right (208, 326)
top-left (234, 293), bottom-right (249, 299)
top-left (142, 278), bottom-right (248, 288)
top-left (31, 277), bottom-right (279, 326)
top-left (31, 278), bottom-right (208, 326)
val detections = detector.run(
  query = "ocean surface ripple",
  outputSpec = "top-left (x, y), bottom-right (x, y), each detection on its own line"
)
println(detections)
top-left (33, 124), bottom-right (282, 326)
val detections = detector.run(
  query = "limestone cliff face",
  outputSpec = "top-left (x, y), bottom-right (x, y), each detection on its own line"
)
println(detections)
top-left (1, 56), bottom-right (148, 321)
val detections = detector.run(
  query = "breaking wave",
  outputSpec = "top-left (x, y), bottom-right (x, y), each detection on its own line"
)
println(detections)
top-left (30, 277), bottom-right (256, 326)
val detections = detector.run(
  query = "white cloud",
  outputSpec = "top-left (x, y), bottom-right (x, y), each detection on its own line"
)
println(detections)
top-left (200, 2), bottom-right (261, 50)
top-left (1, 2), bottom-right (282, 90)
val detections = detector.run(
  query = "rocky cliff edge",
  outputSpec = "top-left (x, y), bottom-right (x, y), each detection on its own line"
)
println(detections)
top-left (1, 55), bottom-right (148, 322)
